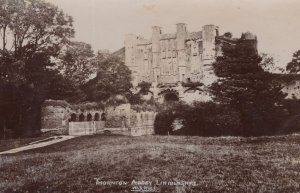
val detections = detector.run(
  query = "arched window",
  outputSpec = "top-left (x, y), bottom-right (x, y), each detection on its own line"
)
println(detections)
top-left (87, 113), bottom-right (92, 121)
top-left (79, 113), bottom-right (85, 122)
top-left (70, 113), bottom-right (77, 122)
top-left (94, 113), bottom-right (100, 121)
top-left (101, 113), bottom-right (106, 121)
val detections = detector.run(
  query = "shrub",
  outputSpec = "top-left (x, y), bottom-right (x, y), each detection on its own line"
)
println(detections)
top-left (154, 110), bottom-right (175, 135)
top-left (181, 102), bottom-right (241, 136)
top-left (154, 101), bottom-right (241, 136)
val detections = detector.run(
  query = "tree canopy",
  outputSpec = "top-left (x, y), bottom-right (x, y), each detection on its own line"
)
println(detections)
top-left (210, 40), bottom-right (287, 136)
top-left (0, 0), bottom-right (75, 137)
top-left (84, 54), bottom-right (132, 103)
top-left (286, 50), bottom-right (300, 74)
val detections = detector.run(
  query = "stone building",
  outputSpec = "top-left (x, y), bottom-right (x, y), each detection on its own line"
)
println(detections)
top-left (41, 100), bottom-right (156, 136)
top-left (125, 23), bottom-right (257, 103)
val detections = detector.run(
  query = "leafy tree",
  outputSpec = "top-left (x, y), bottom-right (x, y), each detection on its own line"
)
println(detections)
top-left (181, 102), bottom-right (241, 136)
top-left (286, 50), bottom-right (300, 73)
top-left (0, 0), bottom-right (74, 137)
top-left (84, 55), bottom-right (132, 102)
top-left (137, 81), bottom-right (152, 94)
top-left (57, 41), bottom-right (95, 86)
top-left (211, 41), bottom-right (287, 136)
top-left (260, 53), bottom-right (284, 73)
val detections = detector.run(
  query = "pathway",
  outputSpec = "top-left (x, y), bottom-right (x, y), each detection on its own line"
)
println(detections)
top-left (0, 135), bottom-right (76, 155)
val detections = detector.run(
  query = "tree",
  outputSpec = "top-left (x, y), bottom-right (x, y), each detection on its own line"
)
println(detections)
top-left (137, 81), bottom-right (152, 95)
top-left (0, 0), bottom-right (74, 137)
top-left (260, 53), bottom-right (284, 73)
top-left (211, 40), bottom-right (287, 136)
top-left (286, 50), bottom-right (300, 73)
top-left (84, 55), bottom-right (132, 102)
top-left (56, 41), bottom-right (95, 86)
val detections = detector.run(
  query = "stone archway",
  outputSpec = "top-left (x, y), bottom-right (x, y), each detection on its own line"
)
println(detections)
top-left (159, 89), bottom-right (179, 102)
top-left (69, 113), bottom-right (77, 122)
top-left (79, 113), bottom-right (85, 122)
top-left (87, 113), bottom-right (92, 121)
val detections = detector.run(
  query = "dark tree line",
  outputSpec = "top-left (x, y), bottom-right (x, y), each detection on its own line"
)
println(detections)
top-left (0, 0), bottom-right (132, 138)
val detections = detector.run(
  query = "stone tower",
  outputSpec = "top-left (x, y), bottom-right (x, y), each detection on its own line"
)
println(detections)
top-left (125, 34), bottom-right (139, 86)
top-left (202, 24), bottom-right (219, 85)
top-left (151, 26), bottom-right (162, 84)
top-left (176, 23), bottom-right (188, 82)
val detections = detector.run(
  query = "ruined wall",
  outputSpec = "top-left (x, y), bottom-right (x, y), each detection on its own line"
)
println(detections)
top-left (41, 100), bottom-right (69, 134)
top-left (41, 100), bottom-right (104, 134)
top-left (128, 111), bottom-right (156, 136)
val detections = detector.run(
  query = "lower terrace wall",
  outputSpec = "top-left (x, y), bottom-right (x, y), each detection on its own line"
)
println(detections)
top-left (69, 121), bottom-right (105, 136)
top-left (41, 100), bottom-right (157, 136)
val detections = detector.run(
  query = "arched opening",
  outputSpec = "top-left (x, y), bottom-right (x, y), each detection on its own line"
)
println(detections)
top-left (101, 113), bottom-right (106, 121)
top-left (164, 91), bottom-right (179, 102)
top-left (87, 113), bottom-right (92, 121)
top-left (70, 113), bottom-right (77, 122)
top-left (94, 113), bottom-right (100, 121)
top-left (79, 113), bottom-right (85, 122)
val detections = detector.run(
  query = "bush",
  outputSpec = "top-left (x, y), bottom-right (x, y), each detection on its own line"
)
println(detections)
top-left (154, 101), bottom-right (241, 136)
top-left (181, 102), bottom-right (241, 136)
top-left (154, 110), bottom-right (175, 135)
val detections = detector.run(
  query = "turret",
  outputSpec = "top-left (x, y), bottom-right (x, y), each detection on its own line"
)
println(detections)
top-left (125, 34), bottom-right (138, 68)
top-left (240, 32), bottom-right (258, 55)
top-left (152, 26), bottom-right (162, 53)
top-left (176, 23), bottom-right (187, 51)
top-left (125, 34), bottom-right (138, 86)
top-left (176, 23), bottom-right (188, 82)
top-left (202, 24), bottom-right (219, 85)
top-left (151, 26), bottom-right (162, 83)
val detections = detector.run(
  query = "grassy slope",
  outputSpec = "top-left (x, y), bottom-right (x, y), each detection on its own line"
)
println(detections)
top-left (1, 134), bottom-right (300, 193)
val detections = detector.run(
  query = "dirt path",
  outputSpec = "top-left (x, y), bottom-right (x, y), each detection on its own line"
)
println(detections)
top-left (0, 135), bottom-right (76, 155)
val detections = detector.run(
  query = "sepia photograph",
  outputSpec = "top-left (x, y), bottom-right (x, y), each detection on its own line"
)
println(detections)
top-left (1, 0), bottom-right (300, 192)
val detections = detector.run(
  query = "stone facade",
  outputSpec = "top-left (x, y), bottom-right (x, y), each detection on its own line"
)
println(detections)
top-left (41, 100), bottom-right (104, 134)
top-left (125, 23), bottom-right (258, 103)
top-left (41, 100), bottom-right (156, 136)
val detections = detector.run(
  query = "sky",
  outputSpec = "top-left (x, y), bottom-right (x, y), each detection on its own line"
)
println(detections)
top-left (48, 0), bottom-right (300, 66)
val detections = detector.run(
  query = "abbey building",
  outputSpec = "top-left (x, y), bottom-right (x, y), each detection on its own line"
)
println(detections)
top-left (124, 23), bottom-right (257, 102)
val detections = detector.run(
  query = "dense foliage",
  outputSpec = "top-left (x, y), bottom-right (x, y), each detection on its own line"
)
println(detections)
top-left (211, 40), bottom-right (287, 136)
top-left (286, 50), bottom-right (300, 73)
top-left (83, 55), bottom-right (132, 102)
top-left (154, 102), bottom-right (241, 136)
top-left (0, 0), bottom-right (75, 138)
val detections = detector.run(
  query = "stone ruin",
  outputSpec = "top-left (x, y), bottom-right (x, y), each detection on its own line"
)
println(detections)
top-left (41, 100), bottom-right (157, 136)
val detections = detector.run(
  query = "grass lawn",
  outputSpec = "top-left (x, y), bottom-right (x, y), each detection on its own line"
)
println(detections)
top-left (1, 134), bottom-right (300, 193)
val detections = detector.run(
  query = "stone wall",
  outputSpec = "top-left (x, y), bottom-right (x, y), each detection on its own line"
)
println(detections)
top-left (128, 111), bottom-right (157, 136)
top-left (41, 100), bottom-right (104, 134)
top-left (41, 100), bottom-right (157, 136)
top-left (41, 101), bottom-right (70, 134)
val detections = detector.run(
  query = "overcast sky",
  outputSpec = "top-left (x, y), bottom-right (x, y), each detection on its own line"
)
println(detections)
top-left (48, 0), bottom-right (300, 66)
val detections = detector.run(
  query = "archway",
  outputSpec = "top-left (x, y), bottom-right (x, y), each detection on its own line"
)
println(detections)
top-left (79, 113), bottom-right (85, 122)
top-left (101, 113), bottom-right (106, 121)
top-left (94, 113), bottom-right (100, 121)
top-left (70, 113), bottom-right (77, 122)
top-left (87, 113), bottom-right (92, 121)
top-left (160, 89), bottom-right (179, 102)
top-left (164, 92), bottom-right (179, 102)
